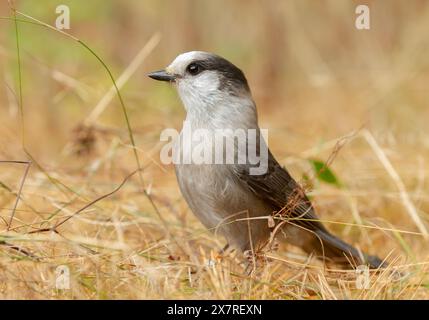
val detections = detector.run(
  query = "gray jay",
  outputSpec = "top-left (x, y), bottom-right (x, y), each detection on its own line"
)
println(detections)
top-left (148, 51), bottom-right (384, 268)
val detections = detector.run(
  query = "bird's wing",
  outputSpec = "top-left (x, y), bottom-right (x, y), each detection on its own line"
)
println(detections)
top-left (232, 149), bottom-right (327, 233)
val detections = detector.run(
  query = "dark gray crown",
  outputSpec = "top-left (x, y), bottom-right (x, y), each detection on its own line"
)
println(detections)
top-left (190, 54), bottom-right (250, 94)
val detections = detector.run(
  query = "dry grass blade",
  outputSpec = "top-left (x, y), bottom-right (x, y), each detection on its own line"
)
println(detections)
top-left (0, 160), bottom-right (32, 230)
top-left (84, 33), bottom-right (161, 125)
top-left (27, 169), bottom-right (142, 234)
top-left (362, 129), bottom-right (429, 239)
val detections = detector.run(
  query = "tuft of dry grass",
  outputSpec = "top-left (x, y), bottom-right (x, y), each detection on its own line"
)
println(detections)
top-left (0, 1), bottom-right (428, 299)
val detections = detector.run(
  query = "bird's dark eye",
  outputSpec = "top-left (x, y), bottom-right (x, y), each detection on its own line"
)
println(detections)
top-left (186, 63), bottom-right (202, 75)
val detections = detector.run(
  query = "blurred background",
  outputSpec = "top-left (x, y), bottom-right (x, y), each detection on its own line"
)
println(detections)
top-left (0, 0), bottom-right (428, 299)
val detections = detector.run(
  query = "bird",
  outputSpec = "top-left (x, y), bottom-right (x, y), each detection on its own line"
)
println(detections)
top-left (148, 51), bottom-right (385, 269)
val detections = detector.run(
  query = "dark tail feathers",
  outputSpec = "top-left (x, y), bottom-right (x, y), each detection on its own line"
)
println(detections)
top-left (310, 230), bottom-right (386, 269)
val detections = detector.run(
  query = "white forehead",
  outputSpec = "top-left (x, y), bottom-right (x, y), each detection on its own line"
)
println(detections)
top-left (166, 51), bottom-right (211, 74)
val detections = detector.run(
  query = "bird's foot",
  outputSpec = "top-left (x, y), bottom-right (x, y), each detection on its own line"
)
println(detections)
top-left (243, 249), bottom-right (267, 275)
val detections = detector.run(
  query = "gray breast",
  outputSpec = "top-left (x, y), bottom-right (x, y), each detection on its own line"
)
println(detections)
top-left (174, 161), bottom-right (272, 250)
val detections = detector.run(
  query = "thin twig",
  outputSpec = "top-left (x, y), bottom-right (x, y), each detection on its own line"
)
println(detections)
top-left (28, 169), bottom-right (141, 234)
top-left (0, 240), bottom-right (39, 260)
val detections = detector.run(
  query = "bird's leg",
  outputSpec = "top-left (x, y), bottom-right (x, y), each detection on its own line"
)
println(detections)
top-left (268, 239), bottom-right (280, 253)
top-left (216, 243), bottom-right (235, 260)
top-left (243, 249), bottom-right (259, 275)
top-left (220, 243), bottom-right (230, 255)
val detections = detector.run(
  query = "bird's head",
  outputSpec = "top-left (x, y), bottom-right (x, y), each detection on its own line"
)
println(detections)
top-left (148, 51), bottom-right (252, 114)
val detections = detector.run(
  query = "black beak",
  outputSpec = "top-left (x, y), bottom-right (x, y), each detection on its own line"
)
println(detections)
top-left (147, 70), bottom-right (175, 82)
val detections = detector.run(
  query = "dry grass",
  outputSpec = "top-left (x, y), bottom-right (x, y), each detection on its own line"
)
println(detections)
top-left (0, 0), bottom-right (428, 299)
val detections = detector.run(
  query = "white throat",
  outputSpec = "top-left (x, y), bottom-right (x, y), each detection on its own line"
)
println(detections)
top-left (177, 86), bottom-right (258, 131)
